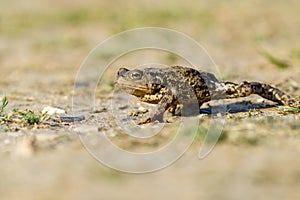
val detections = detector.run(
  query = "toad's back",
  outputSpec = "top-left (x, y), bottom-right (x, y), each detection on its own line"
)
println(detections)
top-left (155, 66), bottom-right (223, 104)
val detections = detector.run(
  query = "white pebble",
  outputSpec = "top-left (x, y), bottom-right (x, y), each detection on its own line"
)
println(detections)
top-left (42, 106), bottom-right (66, 115)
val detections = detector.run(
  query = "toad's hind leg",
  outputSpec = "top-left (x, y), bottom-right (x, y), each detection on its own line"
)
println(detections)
top-left (224, 81), bottom-right (299, 107)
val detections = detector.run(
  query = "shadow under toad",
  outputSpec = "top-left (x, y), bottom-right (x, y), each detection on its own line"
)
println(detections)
top-left (194, 100), bottom-right (276, 116)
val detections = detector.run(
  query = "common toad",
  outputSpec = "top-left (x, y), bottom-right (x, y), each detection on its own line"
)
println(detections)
top-left (115, 66), bottom-right (299, 123)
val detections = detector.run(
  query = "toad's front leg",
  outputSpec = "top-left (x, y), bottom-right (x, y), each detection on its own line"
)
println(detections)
top-left (138, 89), bottom-right (175, 124)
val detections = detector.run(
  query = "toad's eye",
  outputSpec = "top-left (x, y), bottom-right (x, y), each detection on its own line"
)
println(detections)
top-left (130, 70), bottom-right (143, 80)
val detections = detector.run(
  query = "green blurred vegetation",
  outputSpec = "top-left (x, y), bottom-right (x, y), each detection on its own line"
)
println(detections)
top-left (32, 36), bottom-right (88, 50)
top-left (258, 48), bottom-right (290, 69)
top-left (0, 2), bottom-right (215, 36)
top-left (0, 95), bottom-right (8, 115)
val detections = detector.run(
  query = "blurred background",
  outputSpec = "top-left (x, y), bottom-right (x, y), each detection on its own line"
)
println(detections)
top-left (1, 0), bottom-right (300, 199)
top-left (1, 0), bottom-right (300, 84)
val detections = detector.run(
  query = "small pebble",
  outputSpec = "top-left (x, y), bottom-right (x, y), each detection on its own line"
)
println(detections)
top-left (42, 106), bottom-right (66, 115)
top-left (60, 116), bottom-right (85, 122)
top-left (138, 107), bottom-right (148, 113)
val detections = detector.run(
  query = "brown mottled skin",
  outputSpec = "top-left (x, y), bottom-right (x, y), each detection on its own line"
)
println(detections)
top-left (115, 66), bottom-right (299, 123)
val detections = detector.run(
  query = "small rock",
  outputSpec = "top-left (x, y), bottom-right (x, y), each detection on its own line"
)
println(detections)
top-left (60, 115), bottom-right (85, 122)
top-left (138, 106), bottom-right (148, 113)
top-left (42, 106), bottom-right (66, 115)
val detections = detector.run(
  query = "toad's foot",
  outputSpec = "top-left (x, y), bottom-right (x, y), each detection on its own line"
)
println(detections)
top-left (137, 112), bottom-right (164, 125)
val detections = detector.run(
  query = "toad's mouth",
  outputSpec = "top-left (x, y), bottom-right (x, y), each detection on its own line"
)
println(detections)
top-left (114, 82), bottom-right (152, 97)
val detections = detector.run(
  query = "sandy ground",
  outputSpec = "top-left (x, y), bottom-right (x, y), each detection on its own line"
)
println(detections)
top-left (1, 0), bottom-right (300, 199)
